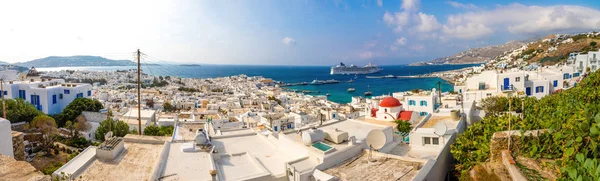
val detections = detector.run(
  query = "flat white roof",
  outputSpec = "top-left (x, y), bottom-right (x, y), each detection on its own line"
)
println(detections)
top-left (320, 119), bottom-right (388, 141)
top-left (212, 134), bottom-right (294, 177)
top-left (215, 152), bottom-right (270, 180)
top-left (161, 143), bottom-right (213, 181)
top-left (78, 142), bottom-right (163, 180)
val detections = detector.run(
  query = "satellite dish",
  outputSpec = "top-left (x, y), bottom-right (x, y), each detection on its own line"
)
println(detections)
top-left (366, 130), bottom-right (387, 150)
top-left (105, 131), bottom-right (114, 140)
top-left (433, 123), bottom-right (448, 136)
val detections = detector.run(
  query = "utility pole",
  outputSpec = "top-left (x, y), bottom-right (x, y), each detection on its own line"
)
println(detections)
top-left (1, 78), bottom-right (4, 119)
top-left (137, 49), bottom-right (142, 135)
top-left (508, 95), bottom-right (511, 151)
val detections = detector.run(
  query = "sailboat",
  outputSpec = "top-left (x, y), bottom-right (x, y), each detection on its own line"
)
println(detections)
top-left (348, 81), bottom-right (355, 92)
top-left (364, 85), bottom-right (372, 96)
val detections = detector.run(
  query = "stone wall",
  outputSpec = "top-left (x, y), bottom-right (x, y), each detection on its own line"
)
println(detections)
top-left (489, 129), bottom-right (547, 161)
top-left (12, 131), bottom-right (24, 161)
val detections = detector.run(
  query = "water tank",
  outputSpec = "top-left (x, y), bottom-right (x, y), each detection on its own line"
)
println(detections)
top-left (195, 129), bottom-right (209, 145)
top-left (451, 110), bottom-right (460, 121)
top-left (302, 128), bottom-right (325, 145)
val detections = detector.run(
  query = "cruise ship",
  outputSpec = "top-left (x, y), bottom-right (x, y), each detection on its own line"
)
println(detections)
top-left (330, 62), bottom-right (382, 75)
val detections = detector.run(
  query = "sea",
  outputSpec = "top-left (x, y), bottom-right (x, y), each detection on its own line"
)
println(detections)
top-left (37, 64), bottom-right (480, 104)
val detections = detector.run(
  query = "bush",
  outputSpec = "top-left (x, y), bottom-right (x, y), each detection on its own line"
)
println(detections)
top-left (591, 41), bottom-right (597, 47)
top-left (143, 125), bottom-right (161, 136)
top-left (41, 162), bottom-right (64, 175)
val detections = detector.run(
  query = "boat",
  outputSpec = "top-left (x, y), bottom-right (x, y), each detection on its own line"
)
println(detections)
top-left (322, 79), bottom-right (339, 84)
top-left (326, 93), bottom-right (331, 96)
top-left (364, 85), bottom-right (372, 96)
top-left (330, 62), bottom-right (382, 75)
top-left (384, 74), bottom-right (395, 78)
top-left (310, 79), bottom-right (323, 85)
top-left (348, 79), bottom-right (354, 83)
top-left (347, 88), bottom-right (355, 92)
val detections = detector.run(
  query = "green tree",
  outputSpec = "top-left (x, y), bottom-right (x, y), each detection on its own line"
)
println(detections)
top-left (159, 125), bottom-right (174, 136)
top-left (143, 125), bottom-right (160, 136)
top-left (163, 102), bottom-right (175, 112)
top-left (394, 120), bottom-right (412, 133)
top-left (146, 98), bottom-right (154, 108)
top-left (95, 114), bottom-right (130, 141)
top-left (0, 98), bottom-right (43, 123)
top-left (591, 41), bottom-right (597, 47)
top-left (57, 98), bottom-right (103, 127)
top-left (27, 115), bottom-right (58, 155)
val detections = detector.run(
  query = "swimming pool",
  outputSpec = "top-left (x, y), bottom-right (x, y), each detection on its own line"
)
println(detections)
top-left (312, 142), bottom-right (334, 152)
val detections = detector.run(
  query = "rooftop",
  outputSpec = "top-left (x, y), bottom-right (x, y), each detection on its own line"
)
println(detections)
top-left (211, 134), bottom-right (296, 177)
top-left (78, 142), bottom-right (163, 180)
top-left (160, 143), bottom-right (213, 181)
top-left (0, 154), bottom-right (50, 181)
top-left (323, 152), bottom-right (422, 181)
top-left (174, 122), bottom-right (206, 141)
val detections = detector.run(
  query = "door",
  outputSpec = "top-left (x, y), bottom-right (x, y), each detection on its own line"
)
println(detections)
top-left (503, 78), bottom-right (510, 90)
top-left (526, 87), bottom-right (531, 96)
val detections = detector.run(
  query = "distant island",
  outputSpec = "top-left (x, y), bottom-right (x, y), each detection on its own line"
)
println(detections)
top-left (179, 64), bottom-right (201, 67)
top-left (410, 40), bottom-right (525, 66)
top-left (16, 55), bottom-right (137, 67)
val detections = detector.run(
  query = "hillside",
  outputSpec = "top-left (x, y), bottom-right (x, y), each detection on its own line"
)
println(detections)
top-left (410, 40), bottom-right (526, 66)
top-left (16, 56), bottom-right (136, 67)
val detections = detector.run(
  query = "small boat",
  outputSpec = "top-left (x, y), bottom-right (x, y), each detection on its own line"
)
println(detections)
top-left (384, 74), bottom-right (395, 78)
top-left (348, 79), bottom-right (354, 83)
top-left (347, 88), bottom-right (355, 92)
top-left (364, 85), bottom-right (372, 96)
top-left (326, 93), bottom-right (331, 96)
top-left (311, 79), bottom-right (323, 85)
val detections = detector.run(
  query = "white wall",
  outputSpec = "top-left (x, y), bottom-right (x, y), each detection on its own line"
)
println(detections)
top-left (0, 119), bottom-right (13, 157)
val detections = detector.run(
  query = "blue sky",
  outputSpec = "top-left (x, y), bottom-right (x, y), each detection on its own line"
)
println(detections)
top-left (2, 0), bottom-right (600, 65)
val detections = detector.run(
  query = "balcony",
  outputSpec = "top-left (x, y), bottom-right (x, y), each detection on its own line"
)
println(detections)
top-left (34, 104), bottom-right (43, 111)
top-left (501, 84), bottom-right (515, 92)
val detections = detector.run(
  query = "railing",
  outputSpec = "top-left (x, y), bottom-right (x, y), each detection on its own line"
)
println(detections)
top-left (501, 85), bottom-right (514, 92)
top-left (34, 105), bottom-right (42, 111)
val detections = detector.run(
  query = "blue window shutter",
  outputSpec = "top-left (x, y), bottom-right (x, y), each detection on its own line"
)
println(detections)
top-left (541, 86), bottom-right (544, 93)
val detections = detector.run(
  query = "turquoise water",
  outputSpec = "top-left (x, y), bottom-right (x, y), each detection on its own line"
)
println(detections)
top-left (37, 64), bottom-right (479, 104)
top-left (312, 142), bottom-right (333, 151)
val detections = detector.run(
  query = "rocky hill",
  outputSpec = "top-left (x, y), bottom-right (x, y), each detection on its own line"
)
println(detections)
top-left (16, 56), bottom-right (135, 67)
top-left (410, 40), bottom-right (526, 66)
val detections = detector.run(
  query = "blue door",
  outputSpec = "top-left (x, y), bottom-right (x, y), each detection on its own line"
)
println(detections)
top-left (274, 126), bottom-right (278, 131)
top-left (503, 78), bottom-right (510, 89)
top-left (526, 87), bottom-right (531, 96)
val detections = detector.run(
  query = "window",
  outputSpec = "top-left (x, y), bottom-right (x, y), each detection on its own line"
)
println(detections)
top-left (64, 90), bottom-right (70, 94)
top-left (432, 137), bottom-right (439, 145)
top-left (408, 100), bottom-right (416, 106)
top-left (486, 93), bottom-right (492, 96)
top-left (18, 90), bottom-right (26, 100)
top-left (76, 93), bottom-right (83, 98)
top-left (52, 95), bottom-right (57, 104)
top-left (564, 73), bottom-right (570, 79)
top-left (59, 93), bottom-right (63, 99)
top-left (574, 72), bottom-right (580, 77)
top-left (423, 137), bottom-right (439, 145)
top-left (515, 77), bottom-right (521, 82)
top-left (536, 86), bottom-right (544, 93)
top-left (420, 101), bottom-right (427, 106)
top-left (553, 80), bottom-right (558, 87)
top-left (420, 112), bottom-right (428, 116)
top-left (384, 108), bottom-right (387, 113)
top-left (87, 90), bottom-right (91, 96)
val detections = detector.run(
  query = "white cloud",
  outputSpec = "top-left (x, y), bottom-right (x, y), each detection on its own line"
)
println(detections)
top-left (446, 1), bottom-right (477, 9)
top-left (364, 41), bottom-right (377, 48)
top-left (282, 37), bottom-right (296, 45)
top-left (395, 37), bottom-right (407, 45)
top-left (383, 11), bottom-right (410, 32)
top-left (383, 3), bottom-right (600, 40)
top-left (415, 12), bottom-right (441, 32)
top-left (377, 0), bottom-right (383, 7)
top-left (411, 44), bottom-right (425, 51)
top-left (402, 0), bottom-right (420, 12)
top-left (359, 51), bottom-right (374, 59)
top-left (442, 23), bottom-right (493, 39)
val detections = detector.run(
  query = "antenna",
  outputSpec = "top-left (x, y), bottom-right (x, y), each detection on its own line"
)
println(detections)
top-left (366, 130), bottom-right (387, 162)
top-left (433, 122), bottom-right (448, 136)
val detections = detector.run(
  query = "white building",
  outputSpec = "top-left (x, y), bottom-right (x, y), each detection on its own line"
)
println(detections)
top-left (1, 79), bottom-right (92, 115)
top-left (0, 118), bottom-right (13, 157)
top-left (574, 50), bottom-right (600, 73)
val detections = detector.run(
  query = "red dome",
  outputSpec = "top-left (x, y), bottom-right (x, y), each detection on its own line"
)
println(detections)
top-left (379, 97), bottom-right (401, 107)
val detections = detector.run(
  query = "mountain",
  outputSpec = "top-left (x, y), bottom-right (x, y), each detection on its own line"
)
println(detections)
top-left (16, 56), bottom-right (136, 67)
top-left (410, 40), bottom-right (526, 66)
